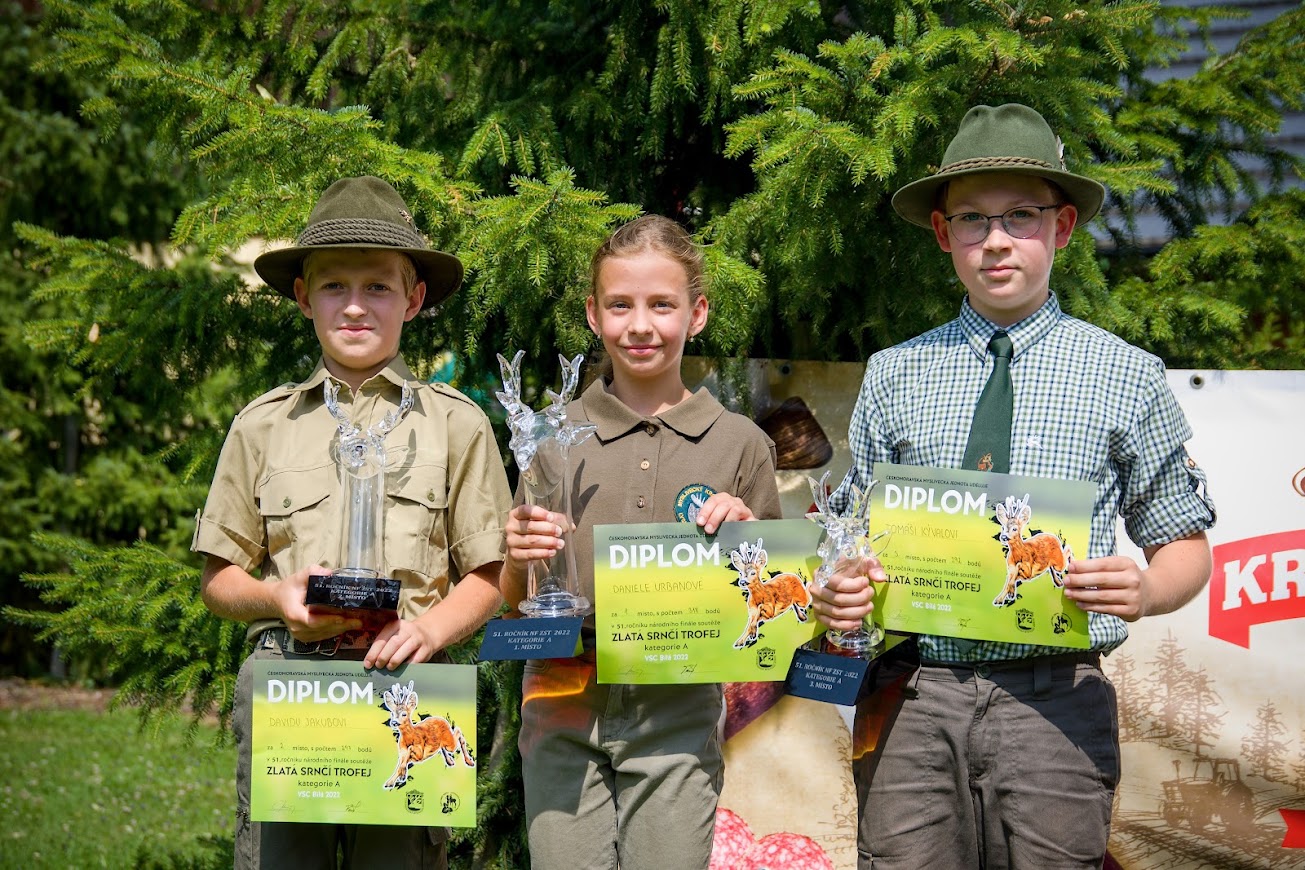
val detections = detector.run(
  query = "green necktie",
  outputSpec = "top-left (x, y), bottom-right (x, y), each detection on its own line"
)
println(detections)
top-left (962, 331), bottom-right (1014, 474)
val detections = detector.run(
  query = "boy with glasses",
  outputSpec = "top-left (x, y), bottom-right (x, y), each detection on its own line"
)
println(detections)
top-left (808, 104), bottom-right (1216, 869)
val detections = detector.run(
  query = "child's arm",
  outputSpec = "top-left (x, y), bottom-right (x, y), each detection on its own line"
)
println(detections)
top-left (199, 555), bottom-right (361, 641)
top-left (364, 562), bottom-right (504, 670)
top-left (1061, 530), bottom-right (1212, 621)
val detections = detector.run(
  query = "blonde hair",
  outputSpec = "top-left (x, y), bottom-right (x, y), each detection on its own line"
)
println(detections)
top-left (301, 249), bottom-right (420, 294)
top-left (587, 215), bottom-right (706, 384)
top-left (589, 215), bottom-right (705, 304)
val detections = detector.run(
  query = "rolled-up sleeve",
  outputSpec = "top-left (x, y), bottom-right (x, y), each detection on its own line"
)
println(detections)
top-left (1119, 363), bottom-right (1216, 548)
top-left (192, 415), bottom-right (267, 573)
top-left (444, 404), bottom-right (512, 579)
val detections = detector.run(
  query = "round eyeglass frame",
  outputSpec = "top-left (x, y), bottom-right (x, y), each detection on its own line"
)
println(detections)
top-left (943, 204), bottom-right (1064, 245)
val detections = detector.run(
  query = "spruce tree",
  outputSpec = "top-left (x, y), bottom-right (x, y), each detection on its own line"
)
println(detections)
top-left (6, 1), bottom-right (1304, 865)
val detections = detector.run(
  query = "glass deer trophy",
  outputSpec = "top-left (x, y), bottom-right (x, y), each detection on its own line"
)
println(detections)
top-left (303, 380), bottom-right (413, 628)
top-left (496, 350), bottom-right (597, 618)
top-left (807, 471), bottom-right (885, 653)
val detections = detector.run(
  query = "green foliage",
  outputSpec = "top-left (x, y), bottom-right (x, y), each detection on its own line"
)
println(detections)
top-left (714, 0), bottom-right (1305, 359)
top-left (0, 1), bottom-right (210, 677)
top-left (6, 533), bottom-right (244, 732)
top-left (5, 0), bottom-right (1303, 863)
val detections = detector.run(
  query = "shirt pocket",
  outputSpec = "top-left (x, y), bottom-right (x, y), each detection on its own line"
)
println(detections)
top-left (257, 464), bottom-right (335, 573)
top-left (385, 462), bottom-right (448, 578)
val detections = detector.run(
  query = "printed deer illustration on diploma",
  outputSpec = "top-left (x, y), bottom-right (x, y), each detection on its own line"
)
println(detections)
top-left (729, 539), bottom-right (813, 649)
top-left (992, 494), bottom-right (1073, 607)
top-left (380, 681), bottom-right (475, 791)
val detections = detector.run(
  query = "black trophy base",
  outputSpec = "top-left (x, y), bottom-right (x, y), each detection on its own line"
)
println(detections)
top-left (306, 570), bottom-right (400, 613)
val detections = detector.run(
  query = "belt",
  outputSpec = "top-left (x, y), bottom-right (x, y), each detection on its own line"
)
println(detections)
top-left (912, 651), bottom-right (1101, 698)
top-left (260, 627), bottom-right (373, 657)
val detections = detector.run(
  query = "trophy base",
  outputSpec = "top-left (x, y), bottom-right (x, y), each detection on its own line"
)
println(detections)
top-left (825, 626), bottom-right (885, 657)
top-left (519, 591), bottom-right (592, 619)
top-left (306, 569), bottom-right (401, 613)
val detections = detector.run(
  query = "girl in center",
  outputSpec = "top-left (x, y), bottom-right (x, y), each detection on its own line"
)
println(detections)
top-left (500, 215), bottom-right (782, 870)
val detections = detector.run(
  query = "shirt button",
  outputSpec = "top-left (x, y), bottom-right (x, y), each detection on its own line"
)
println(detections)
top-left (644, 423), bottom-right (657, 435)
top-left (282, 497), bottom-right (291, 508)
top-left (640, 460), bottom-right (650, 470)
top-left (637, 496), bottom-right (646, 508)
top-left (975, 663), bottom-right (991, 679)
top-left (427, 489), bottom-right (436, 501)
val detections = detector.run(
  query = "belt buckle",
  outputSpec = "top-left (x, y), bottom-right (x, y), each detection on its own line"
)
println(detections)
top-left (293, 634), bottom-right (344, 657)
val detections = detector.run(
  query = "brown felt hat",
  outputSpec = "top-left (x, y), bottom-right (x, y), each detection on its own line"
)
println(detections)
top-left (891, 104), bottom-right (1106, 229)
top-left (253, 176), bottom-right (464, 309)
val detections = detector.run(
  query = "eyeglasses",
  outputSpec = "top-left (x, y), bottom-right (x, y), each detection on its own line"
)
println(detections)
top-left (942, 205), bottom-right (1063, 245)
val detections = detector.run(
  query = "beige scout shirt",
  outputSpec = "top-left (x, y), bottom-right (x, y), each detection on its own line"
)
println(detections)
top-left (193, 355), bottom-right (511, 641)
top-left (559, 379), bottom-right (782, 606)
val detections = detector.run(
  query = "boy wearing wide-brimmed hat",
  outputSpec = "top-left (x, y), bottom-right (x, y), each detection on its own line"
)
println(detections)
top-left (193, 176), bottom-right (511, 869)
top-left (809, 104), bottom-right (1215, 868)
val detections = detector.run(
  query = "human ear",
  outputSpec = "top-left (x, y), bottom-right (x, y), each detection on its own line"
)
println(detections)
top-left (585, 294), bottom-right (600, 336)
top-left (293, 276), bottom-right (314, 319)
top-left (687, 294), bottom-right (709, 338)
top-left (930, 211), bottom-right (953, 253)
top-left (404, 281), bottom-right (426, 321)
top-left (1053, 205), bottom-right (1078, 249)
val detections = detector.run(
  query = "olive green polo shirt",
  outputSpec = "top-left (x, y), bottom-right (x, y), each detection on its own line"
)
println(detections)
top-left (193, 355), bottom-right (511, 641)
top-left (561, 379), bottom-right (783, 605)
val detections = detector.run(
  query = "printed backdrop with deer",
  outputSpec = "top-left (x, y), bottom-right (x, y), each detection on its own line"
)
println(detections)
top-left (250, 661), bottom-right (478, 827)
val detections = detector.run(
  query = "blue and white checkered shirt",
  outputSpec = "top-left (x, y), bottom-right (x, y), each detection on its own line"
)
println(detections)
top-left (831, 293), bottom-right (1216, 663)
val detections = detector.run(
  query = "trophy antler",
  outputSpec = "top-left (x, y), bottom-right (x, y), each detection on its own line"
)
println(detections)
top-left (495, 350), bottom-right (532, 428)
top-left (545, 353), bottom-right (586, 425)
top-left (496, 350), bottom-right (597, 468)
top-left (324, 379), bottom-right (414, 469)
top-left (371, 383), bottom-right (414, 439)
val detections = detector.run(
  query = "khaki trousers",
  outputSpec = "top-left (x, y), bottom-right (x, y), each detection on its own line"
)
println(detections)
top-left (519, 655), bottom-right (724, 870)
top-left (856, 653), bottom-right (1118, 870)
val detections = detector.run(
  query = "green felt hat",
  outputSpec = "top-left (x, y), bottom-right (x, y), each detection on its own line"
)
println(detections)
top-left (254, 176), bottom-right (463, 309)
top-left (891, 104), bottom-right (1106, 229)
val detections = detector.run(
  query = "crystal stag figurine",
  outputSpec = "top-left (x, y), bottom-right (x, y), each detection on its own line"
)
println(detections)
top-left (496, 350), bottom-right (598, 618)
top-left (318, 379), bottom-right (413, 601)
top-left (807, 470), bottom-right (885, 653)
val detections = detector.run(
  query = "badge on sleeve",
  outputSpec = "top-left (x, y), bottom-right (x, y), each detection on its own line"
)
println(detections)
top-left (674, 484), bottom-right (717, 523)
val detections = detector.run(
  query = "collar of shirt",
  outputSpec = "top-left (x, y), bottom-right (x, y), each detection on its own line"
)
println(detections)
top-left (958, 292), bottom-right (1062, 362)
top-left (580, 378), bottom-right (725, 442)
top-left (288, 355), bottom-right (418, 397)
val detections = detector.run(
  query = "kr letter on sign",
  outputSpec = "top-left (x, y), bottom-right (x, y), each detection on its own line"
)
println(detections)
top-left (1210, 529), bottom-right (1305, 648)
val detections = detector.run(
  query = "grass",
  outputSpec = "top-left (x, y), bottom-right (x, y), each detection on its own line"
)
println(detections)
top-left (0, 705), bottom-right (235, 868)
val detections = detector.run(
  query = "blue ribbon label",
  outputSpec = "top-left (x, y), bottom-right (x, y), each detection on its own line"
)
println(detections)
top-left (784, 648), bottom-right (870, 705)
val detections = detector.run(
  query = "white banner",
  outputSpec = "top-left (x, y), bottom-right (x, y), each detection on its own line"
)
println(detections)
top-left (1109, 369), bottom-right (1305, 868)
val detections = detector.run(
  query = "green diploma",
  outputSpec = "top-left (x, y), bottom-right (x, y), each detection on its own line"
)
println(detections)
top-left (594, 520), bottom-right (825, 683)
top-left (250, 660), bottom-right (477, 827)
top-left (871, 463), bottom-right (1096, 648)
